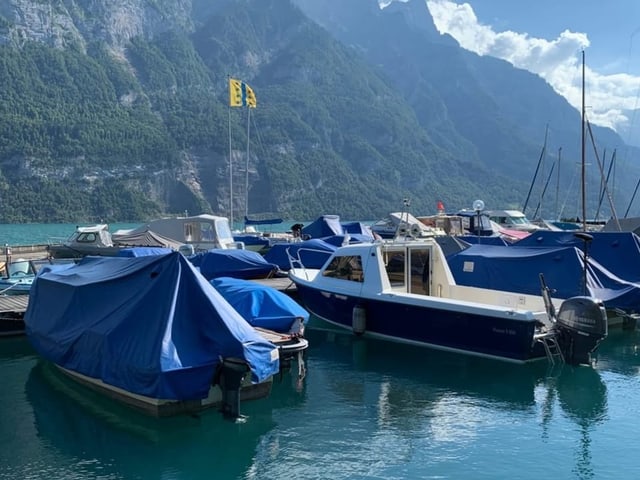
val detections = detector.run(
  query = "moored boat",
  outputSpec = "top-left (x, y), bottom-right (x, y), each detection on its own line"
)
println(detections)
top-left (25, 252), bottom-right (281, 417)
top-left (289, 237), bottom-right (608, 365)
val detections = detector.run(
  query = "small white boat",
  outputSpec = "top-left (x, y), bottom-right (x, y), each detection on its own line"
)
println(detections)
top-left (486, 210), bottom-right (543, 233)
top-left (289, 237), bottom-right (608, 365)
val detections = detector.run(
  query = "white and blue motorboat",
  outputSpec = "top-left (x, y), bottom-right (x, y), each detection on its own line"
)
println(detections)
top-left (0, 258), bottom-right (37, 295)
top-left (289, 237), bottom-right (608, 365)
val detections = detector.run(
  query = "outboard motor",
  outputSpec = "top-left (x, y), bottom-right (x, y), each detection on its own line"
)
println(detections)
top-left (218, 357), bottom-right (250, 419)
top-left (554, 296), bottom-right (608, 365)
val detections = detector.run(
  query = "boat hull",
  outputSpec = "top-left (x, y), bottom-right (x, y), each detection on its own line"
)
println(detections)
top-left (296, 283), bottom-right (544, 363)
top-left (57, 365), bottom-right (273, 417)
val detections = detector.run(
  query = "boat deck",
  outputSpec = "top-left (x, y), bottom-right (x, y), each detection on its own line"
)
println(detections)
top-left (0, 295), bottom-right (28, 314)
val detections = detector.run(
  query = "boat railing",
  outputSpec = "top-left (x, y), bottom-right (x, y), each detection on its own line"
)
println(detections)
top-left (285, 246), bottom-right (331, 272)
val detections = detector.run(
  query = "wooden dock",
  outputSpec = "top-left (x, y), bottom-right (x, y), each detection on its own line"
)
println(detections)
top-left (252, 276), bottom-right (298, 295)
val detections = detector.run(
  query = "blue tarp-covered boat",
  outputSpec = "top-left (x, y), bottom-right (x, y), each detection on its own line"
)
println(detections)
top-left (188, 249), bottom-right (280, 280)
top-left (446, 244), bottom-right (640, 312)
top-left (211, 277), bottom-right (309, 333)
top-left (511, 230), bottom-right (640, 283)
top-left (25, 252), bottom-right (280, 416)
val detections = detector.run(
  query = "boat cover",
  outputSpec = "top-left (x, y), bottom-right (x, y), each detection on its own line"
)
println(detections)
top-left (301, 215), bottom-right (344, 238)
top-left (263, 239), bottom-right (337, 271)
top-left (25, 252), bottom-right (279, 400)
top-left (341, 222), bottom-right (375, 239)
top-left (511, 231), bottom-right (640, 283)
top-left (446, 244), bottom-right (640, 310)
top-left (112, 228), bottom-right (183, 249)
top-left (211, 277), bottom-right (309, 332)
top-left (117, 247), bottom-right (173, 257)
top-left (321, 234), bottom-right (371, 247)
top-left (244, 216), bottom-right (283, 226)
top-left (188, 249), bottom-right (279, 280)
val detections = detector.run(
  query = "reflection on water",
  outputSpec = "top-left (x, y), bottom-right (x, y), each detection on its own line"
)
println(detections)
top-left (24, 360), bottom-right (308, 480)
top-left (5, 325), bottom-right (640, 479)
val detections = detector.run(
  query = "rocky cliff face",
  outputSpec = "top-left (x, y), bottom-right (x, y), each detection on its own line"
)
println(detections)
top-left (0, 0), bottom-right (193, 51)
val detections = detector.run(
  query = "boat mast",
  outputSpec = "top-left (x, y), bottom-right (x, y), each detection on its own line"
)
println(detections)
top-left (581, 50), bottom-right (587, 231)
top-left (555, 147), bottom-right (561, 220)
top-left (522, 124), bottom-right (548, 216)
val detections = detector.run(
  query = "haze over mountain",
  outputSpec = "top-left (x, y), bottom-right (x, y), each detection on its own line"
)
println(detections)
top-left (422, 0), bottom-right (640, 146)
top-left (0, 0), bottom-right (638, 223)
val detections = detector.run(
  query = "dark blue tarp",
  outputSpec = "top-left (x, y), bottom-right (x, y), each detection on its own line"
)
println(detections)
top-left (117, 247), bottom-right (173, 257)
top-left (511, 231), bottom-right (640, 283)
top-left (188, 249), bottom-right (279, 280)
top-left (25, 252), bottom-right (279, 401)
top-left (446, 244), bottom-right (640, 311)
top-left (211, 277), bottom-right (309, 333)
top-left (244, 216), bottom-right (283, 226)
top-left (341, 222), bottom-right (374, 239)
top-left (459, 235), bottom-right (509, 246)
top-left (322, 234), bottom-right (371, 247)
top-left (301, 215), bottom-right (344, 238)
top-left (263, 239), bottom-right (337, 271)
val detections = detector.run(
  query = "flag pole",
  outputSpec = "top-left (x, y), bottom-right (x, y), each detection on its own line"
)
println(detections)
top-left (245, 106), bottom-right (251, 221)
top-left (228, 76), bottom-right (234, 229)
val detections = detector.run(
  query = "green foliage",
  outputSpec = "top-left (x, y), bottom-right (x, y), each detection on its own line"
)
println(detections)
top-left (0, 0), bottom-right (611, 224)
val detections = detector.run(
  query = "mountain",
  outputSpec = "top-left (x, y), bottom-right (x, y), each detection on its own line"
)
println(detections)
top-left (0, 0), bottom-right (636, 223)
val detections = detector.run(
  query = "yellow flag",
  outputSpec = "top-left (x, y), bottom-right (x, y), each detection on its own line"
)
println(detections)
top-left (229, 78), bottom-right (257, 108)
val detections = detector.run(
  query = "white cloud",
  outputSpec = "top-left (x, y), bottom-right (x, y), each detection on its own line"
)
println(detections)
top-left (425, 0), bottom-right (640, 137)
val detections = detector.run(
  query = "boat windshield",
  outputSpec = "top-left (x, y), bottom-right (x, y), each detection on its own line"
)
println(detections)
top-left (7, 260), bottom-right (32, 277)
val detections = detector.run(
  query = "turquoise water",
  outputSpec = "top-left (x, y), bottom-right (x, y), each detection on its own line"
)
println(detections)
top-left (0, 223), bottom-right (141, 246)
top-left (3, 224), bottom-right (640, 479)
top-left (3, 328), bottom-right (640, 479)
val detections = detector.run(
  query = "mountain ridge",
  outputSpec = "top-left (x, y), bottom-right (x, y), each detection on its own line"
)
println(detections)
top-left (0, 0), bottom-right (635, 223)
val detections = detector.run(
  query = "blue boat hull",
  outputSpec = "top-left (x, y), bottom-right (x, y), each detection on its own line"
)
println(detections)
top-left (296, 284), bottom-right (544, 362)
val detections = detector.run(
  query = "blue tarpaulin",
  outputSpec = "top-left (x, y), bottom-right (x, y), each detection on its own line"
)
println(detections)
top-left (188, 249), bottom-right (279, 280)
top-left (446, 244), bottom-right (640, 311)
top-left (117, 247), bottom-right (173, 257)
top-left (211, 277), bottom-right (309, 333)
top-left (25, 252), bottom-right (280, 401)
top-left (301, 215), bottom-right (344, 238)
top-left (511, 230), bottom-right (640, 283)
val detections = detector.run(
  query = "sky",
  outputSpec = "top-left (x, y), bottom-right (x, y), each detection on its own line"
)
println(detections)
top-left (382, 0), bottom-right (640, 144)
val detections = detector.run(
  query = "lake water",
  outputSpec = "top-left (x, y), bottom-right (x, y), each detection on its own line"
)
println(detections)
top-left (2, 224), bottom-right (640, 479)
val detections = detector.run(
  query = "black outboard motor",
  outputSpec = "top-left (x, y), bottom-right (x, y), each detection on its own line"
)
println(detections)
top-left (554, 296), bottom-right (608, 365)
top-left (218, 357), bottom-right (250, 419)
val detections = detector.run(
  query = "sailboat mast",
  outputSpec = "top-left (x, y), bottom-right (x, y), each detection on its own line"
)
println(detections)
top-left (245, 107), bottom-right (251, 220)
top-left (581, 50), bottom-right (587, 231)
top-left (555, 147), bottom-right (561, 220)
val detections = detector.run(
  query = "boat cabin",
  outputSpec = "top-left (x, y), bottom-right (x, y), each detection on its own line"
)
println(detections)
top-left (115, 214), bottom-right (244, 253)
top-left (486, 210), bottom-right (541, 232)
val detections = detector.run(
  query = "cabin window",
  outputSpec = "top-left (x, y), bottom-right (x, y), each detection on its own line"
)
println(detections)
top-left (409, 248), bottom-right (430, 295)
top-left (184, 223), bottom-right (194, 241)
top-left (384, 251), bottom-right (406, 287)
top-left (322, 255), bottom-right (364, 282)
top-left (76, 232), bottom-right (97, 243)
